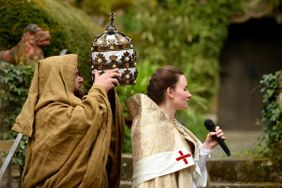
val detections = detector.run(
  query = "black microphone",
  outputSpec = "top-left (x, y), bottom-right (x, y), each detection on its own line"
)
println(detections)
top-left (204, 119), bottom-right (231, 157)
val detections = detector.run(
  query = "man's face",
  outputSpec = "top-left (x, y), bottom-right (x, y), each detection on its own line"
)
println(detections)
top-left (74, 69), bottom-right (84, 96)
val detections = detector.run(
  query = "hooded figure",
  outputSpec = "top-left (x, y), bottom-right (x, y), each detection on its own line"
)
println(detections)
top-left (12, 54), bottom-right (124, 188)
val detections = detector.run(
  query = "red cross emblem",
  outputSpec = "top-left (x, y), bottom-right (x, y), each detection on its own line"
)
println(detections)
top-left (176, 150), bottom-right (191, 164)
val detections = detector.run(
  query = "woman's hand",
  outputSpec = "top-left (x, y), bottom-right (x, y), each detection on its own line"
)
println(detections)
top-left (202, 126), bottom-right (226, 150)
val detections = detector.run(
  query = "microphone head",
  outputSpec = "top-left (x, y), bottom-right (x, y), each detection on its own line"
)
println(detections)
top-left (204, 119), bottom-right (215, 131)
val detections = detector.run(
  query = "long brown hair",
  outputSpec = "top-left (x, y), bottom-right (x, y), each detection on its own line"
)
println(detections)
top-left (147, 65), bottom-right (184, 104)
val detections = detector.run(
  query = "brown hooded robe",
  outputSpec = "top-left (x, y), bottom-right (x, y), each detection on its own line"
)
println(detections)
top-left (12, 54), bottom-right (124, 188)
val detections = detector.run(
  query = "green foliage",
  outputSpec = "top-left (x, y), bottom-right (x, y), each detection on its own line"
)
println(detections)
top-left (0, 62), bottom-right (35, 166)
top-left (0, 63), bottom-right (35, 133)
top-left (12, 136), bottom-right (28, 167)
top-left (81, 0), bottom-right (112, 14)
top-left (122, 125), bottom-right (132, 153)
top-left (0, 0), bottom-right (102, 82)
top-left (259, 71), bottom-right (282, 158)
top-left (124, 0), bottom-right (240, 113)
top-left (69, 0), bottom-right (133, 15)
top-left (176, 110), bottom-right (209, 141)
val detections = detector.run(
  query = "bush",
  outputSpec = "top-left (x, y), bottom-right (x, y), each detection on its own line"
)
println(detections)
top-left (259, 71), bottom-right (282, 159)
top-left (123, 0), bottom-right (240, 113)
top-left (0, 62), bottom-right (34, 166)
top-left (0, 0), bottom-right (102, 81)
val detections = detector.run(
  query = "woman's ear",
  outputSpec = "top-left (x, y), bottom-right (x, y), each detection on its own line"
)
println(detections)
top-left (166, 87), bottom-right (174, 98)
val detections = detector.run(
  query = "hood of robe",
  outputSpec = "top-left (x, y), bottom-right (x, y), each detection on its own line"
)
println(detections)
top-left (12, 54), bottom-right (80, 136)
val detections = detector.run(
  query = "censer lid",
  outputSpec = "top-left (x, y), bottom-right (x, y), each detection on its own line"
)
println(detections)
top-left (91, 13), bottom-right (133, 52)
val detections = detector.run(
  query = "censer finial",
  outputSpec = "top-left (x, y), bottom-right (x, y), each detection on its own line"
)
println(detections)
top-left (106, 12), bottom-right (117, 33)
top-left (109, 12), bottom-right (116, 25)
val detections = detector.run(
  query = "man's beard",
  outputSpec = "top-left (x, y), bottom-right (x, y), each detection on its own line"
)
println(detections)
top-left (74, 88), bottom-right (85, 99)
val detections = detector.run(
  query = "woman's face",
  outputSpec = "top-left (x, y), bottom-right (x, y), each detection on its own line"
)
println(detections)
top-left (170, 75), bottom-right (192, 110)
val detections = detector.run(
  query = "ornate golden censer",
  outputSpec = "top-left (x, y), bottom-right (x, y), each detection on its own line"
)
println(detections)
top-left (89, 13), bottom-right (137, 85)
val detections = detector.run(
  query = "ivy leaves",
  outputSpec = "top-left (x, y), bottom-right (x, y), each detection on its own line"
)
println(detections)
top-left (0, 62), bottom-right (34, 167)
top-left (260, 71), bottom-right (282, 158)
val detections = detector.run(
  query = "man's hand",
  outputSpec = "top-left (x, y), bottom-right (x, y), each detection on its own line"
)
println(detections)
top-left (93, 69), bottom-right (120, 92)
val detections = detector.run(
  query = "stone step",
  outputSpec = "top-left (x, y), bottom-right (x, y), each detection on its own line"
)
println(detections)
top-left (0, 140), bottom-right (13, 153)
top-left (121, 154), bottom-right (133, 183)
top-left (120, 181), bottom-right (282, 188)
top-left (120, 180), bottom-right (131, 188)
top-left (121, 154), bottom-right (282, 183)
top-left (207, 158), bottom-right (282, 183)
top-left (211, 182), bottom-right (282, 188)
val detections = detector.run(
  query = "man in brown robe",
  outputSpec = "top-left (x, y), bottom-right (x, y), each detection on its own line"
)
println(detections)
top-left (12, 54), bottom-right (124, 187)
